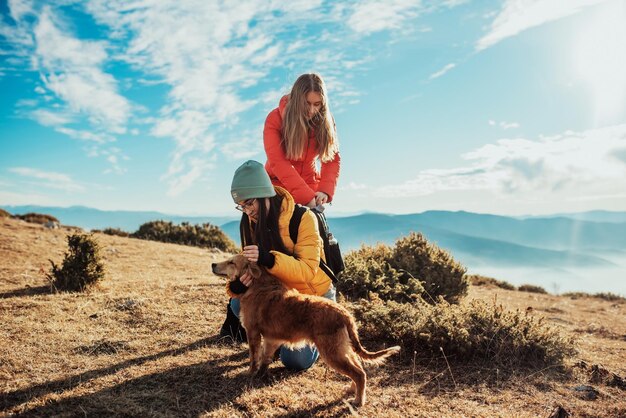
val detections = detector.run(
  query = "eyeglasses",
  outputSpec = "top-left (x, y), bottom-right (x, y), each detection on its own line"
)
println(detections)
top-left (235, 199), bottom-right (255, 212)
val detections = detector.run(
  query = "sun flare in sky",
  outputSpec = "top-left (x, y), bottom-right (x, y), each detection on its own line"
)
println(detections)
top-left (572, 0), bottom-right (626, 126)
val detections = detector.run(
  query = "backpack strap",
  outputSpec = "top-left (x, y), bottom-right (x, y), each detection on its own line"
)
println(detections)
top-left (288, 204), bottom-right (338, 284)
top-left (288, 204), bottom-right (307, 244)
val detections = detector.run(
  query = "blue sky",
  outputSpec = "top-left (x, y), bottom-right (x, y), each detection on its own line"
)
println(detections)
top-left (1, 0), bottom-right (625, 216)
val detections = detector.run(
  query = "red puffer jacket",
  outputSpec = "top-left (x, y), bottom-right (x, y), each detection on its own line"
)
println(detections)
top-left (263, 95), bottom-right (341, 205)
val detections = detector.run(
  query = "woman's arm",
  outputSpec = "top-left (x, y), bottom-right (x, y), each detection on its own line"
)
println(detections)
top-left (267, 210), bottom-right (321, 290)
top-left (318, 151), bottom-right (341, 202)
top-left (264, 109), bottom-right (316, 205)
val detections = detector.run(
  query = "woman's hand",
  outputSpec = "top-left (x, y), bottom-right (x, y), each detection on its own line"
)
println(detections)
top-left (306, 197), bottom-right (317, 208)
top-left (239, 271), bottom-right (253, 287)
top-left (242, 245), bottom-right (259, 262)
top-left (240, 245), bottom-right (259, 287)
top-left (314, 191), bottom-right (328, 206)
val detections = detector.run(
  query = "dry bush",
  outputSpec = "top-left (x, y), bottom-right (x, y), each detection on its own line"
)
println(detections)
top-left (392, 233), bottom-right (468, 303)
top-left (563, 292), bottom-right (625, 303)
top-left (16, 212), bottom-right (59, 225)
top-left (101, 227), bottom-right (131, 237)
top-left (132, 220), bottom-right (237, 252)
top-left (0, 208), bottom-right (11, 218)
top-left (518, 284), bottom-right (548, 294)
top-left (47, 233), bottom-right (105, 292)
top-left (352, 295), bottom-right (576, 367)
top-left (468, 274), bottom-right (516, 290)
top-left (339, 244), bottom-right (424, 303)
top-left (338, 232), bottom-right (468, 304)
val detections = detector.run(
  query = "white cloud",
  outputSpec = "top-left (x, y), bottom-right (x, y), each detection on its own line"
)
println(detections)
top-left (8, 167), bottom-right (86, 192)
top-left (3, 0), bottom-right (467, 198)
top-left (220, 134), bottom-right (264, 161)
top-left (34, 9), bottom-right (130, 133)
top-left (488, 120), bottom-right (521, 130)
top-left (339, 182), bottom-right (368, 191)
top-left (0, 190), bottom-right (57, 206)
top-left (477, 0), bottom-right (609, 51)
top-left (500, 121), bottom-right (520, 130)
top-left (378, 124), bottom-right (626, 200)
top-left (347, 0), bottom-right (422, 35)
top-left (429, 63), bottom-right (456, 80)
top-left (55, 127), bottom-right (113, 143)
top-left (29, 108), bottom-right (74, 126)
top-left (162, 157), bottom-right (215, 197)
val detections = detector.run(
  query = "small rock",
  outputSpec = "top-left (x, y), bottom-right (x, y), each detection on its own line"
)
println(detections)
top-left (573, 385), bottom-right (599, 400)
top-left (547, 405), bottom-right (570, 418)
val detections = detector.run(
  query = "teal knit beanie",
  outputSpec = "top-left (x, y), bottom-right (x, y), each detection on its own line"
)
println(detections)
top-left (231, 160), bottom-right (276, 203)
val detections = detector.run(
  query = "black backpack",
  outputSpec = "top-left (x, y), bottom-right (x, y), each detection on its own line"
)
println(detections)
top-left (288, 205), bottom-right (345, 283)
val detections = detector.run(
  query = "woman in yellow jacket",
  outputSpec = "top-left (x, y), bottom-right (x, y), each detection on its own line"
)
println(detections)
top-left (223, 159), bottom-right (335, 371)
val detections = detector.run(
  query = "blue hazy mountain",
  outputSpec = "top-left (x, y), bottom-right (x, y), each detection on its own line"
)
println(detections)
top-left (4, 205), bottom-right (624, 270)
top-left (1, 205), bottom-right (238, 231)
top-left (221, 212), bottom-right (623, 269)
top-left (519, 210), bottom-right (626, 224)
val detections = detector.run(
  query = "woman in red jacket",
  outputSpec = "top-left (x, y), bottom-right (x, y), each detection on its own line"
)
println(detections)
top-left (263, 73), bottom-right (341, 209)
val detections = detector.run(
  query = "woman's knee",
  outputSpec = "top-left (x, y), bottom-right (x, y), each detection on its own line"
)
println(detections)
top-left (229, 298), bottom-right (241, 318)
top-left (280, 346), bottom-right (319, 371)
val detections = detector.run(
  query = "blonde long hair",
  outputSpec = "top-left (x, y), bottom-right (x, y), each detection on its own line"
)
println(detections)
top-left (281, 73), bottom-right (338, 163)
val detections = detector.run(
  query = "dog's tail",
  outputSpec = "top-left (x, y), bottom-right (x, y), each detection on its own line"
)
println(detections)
top-left (346, 320), bottom-right (401, 364)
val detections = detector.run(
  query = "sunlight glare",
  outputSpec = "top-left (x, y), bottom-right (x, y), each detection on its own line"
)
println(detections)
top-left (572, 0), bottom-right (626, 126)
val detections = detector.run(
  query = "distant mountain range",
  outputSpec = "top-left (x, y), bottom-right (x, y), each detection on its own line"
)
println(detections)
top-left (4, 205), bottom-right (626, 273)
top-left (221, 211), bottom-right (626, 269)
top-left (1, 205), bottom-right (237, 232)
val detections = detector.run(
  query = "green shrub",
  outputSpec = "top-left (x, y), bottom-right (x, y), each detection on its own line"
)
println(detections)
top-left (468, 274), bottom-right (516, 290)
top-left (352, 296), bottom-right (576, 367)
top-left (338, 232), bottom-right (468, 304)
top-left (16, 212), bottom-right (59, 225)
top-left (0, 208), bottom-right (11, 218)
top-left (101, 227), bottom-right (130, 238)
top-left (392, 232), bottom-right (468, 304)
top-left (47, 234), bottom-right (105, 292)
top-left (518, 284), bottom-right (548, 294)
top-left (340, 244), bottom-right (424, 303)
top-left (131, 220), bottom-right (237, 252)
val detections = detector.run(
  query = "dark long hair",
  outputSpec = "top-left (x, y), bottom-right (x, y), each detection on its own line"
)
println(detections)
top-left (239, 195), bottom-right (289, 254)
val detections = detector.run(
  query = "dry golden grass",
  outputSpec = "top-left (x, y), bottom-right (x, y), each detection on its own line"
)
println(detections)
top-left (1, 217), bottom-right (624, 417)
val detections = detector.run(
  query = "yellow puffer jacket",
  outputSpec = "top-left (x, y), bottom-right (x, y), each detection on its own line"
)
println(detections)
top-left (229, 186), bottom-right (332, 297)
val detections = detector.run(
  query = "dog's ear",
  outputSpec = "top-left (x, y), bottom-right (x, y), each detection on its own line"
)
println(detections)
top-left (247, 262), bottom-right (263, 279)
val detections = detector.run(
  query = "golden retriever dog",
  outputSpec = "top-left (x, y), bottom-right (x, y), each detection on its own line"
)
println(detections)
top-left (212, 254), bottom-right (400, 406)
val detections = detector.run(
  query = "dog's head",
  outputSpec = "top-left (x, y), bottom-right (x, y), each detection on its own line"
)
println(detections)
top-left (212, 254), bottom-right (263, 282)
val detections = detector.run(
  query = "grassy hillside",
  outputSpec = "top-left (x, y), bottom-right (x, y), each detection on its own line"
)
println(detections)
top-left (1, 217), bottom-right (624, 417)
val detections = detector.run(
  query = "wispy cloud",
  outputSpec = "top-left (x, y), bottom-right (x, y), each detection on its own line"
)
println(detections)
top-left (220, 134), bottom-right (264, 161)
top-left (2, 0), bottom-right (467, 197)
top-left (8, 167), bottom-right (86, 192)
top-left (3, 4), bottom-right (132, 174)
top-left (378, 124), bottom-right (626, 199)
top-left (34, 8), bottom-right (131, 133)
top-left (477, 0), bottom-right (609, 51)
top-left (488, 120), bottom-right (520, 130)
top-left (429, 63), bottom-right (456, 80)
top-left (347, 0), bottom-right (422, 34)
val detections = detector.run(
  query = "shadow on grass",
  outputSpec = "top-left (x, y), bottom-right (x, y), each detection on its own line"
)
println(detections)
top-left (377, 356), bottom-right (573, 397)
top-left (0, 285), bottom-right (50, 299)
top-left (1, 335), bottom-right (247, 413)
top-left (273, 399), bottom-right (348, 418)
top-left (11, 352), bottom-right (268, 417)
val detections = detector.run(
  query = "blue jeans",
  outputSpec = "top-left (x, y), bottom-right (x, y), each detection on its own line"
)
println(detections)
top-left (230, 285), bottom-right (337, 371)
